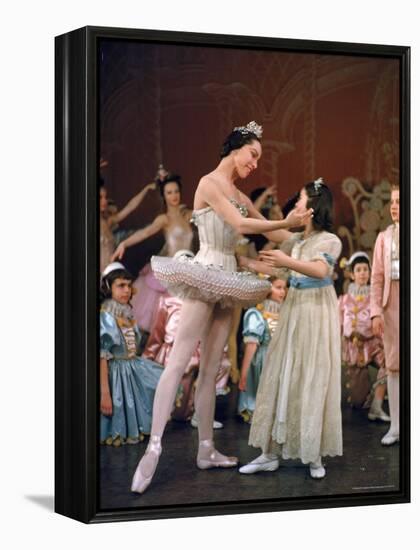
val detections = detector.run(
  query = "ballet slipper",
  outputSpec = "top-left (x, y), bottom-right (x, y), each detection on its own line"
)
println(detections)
top-left (239, 453), bottom-right (279, 474)
top-left (196, 439), bottom-right (238, 469)
top-left (309, 457), bottom-right (326, 479)
top-left (131, 435), bottom-right (162, 494)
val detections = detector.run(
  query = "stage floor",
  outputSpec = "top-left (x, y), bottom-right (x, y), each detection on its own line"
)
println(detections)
top-left (99, 386), bottom-right (399, 510)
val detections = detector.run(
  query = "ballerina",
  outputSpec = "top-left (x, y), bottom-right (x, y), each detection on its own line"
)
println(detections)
top-left (112, 172), bottom-right (194, 334)
top-left (130, 121), bottom-right (313, 494)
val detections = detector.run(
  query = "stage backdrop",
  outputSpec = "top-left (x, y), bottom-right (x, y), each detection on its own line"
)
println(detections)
top-left (99, 40), bottom-right (399, 273)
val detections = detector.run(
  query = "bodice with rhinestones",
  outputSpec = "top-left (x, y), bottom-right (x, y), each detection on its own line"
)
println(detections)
top-left (191, 198), bottom-right (248, 271)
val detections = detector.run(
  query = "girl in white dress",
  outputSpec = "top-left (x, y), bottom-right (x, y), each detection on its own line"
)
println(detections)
top-left (239, 179), bottom-right (343, 479)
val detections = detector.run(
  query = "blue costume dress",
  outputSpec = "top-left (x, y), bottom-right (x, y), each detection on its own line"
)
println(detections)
top-left (100, 299), bottom-right (164, 445)
top-left (238, 299), bottom-right (281, 422)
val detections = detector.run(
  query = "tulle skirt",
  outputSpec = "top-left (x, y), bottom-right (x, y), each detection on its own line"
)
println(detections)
top-left (151, 255), bottom-right (271, 308)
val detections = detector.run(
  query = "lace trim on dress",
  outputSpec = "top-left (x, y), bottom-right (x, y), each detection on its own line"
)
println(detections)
top-left (347, 283), bottom-right (370, 297)
top-left (101, 299), bottom-right (134, 321)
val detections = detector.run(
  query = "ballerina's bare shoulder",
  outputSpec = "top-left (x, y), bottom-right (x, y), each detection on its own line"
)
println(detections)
top-left (194, 173), bottom-right (246, 211)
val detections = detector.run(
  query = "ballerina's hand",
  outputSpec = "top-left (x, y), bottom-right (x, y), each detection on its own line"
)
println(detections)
top-left (111, 242), bottom-right (126, 261)
top-left (284, 207), bottom-right (313, 228)
top-left (145, 182), bottom-right (157, 191)
top-left (238, 256), bottom-right (268, 273)
top-left (238, 255), bottom-right (252, 269)
top-left (258, 249), bottom-right (289, 268)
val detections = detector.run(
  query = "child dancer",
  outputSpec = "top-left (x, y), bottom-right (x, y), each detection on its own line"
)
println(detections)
top-left (100, 262), bottom-right (163, 446)
top-left (240, 178), bottom-right (342, 479)
top-left (238, 277), bottom-right (287, 423)
top-left (338, 252), bottom-right (389, 420)
top-left (371, 185), bottom-right (400, 445)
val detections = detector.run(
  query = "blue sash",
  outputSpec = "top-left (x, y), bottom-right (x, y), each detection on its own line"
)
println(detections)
top-left (289, 275), bottom-right (333, 289)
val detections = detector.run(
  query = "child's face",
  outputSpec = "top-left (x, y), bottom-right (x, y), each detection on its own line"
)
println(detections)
top-left (390, 189), bottom-right (400, 223)
top-left (270, 279), bottom-right (287, 303)
top-left (100, 187), bottom-right (108, 213)
top-left (352, 262), bottom-right (370, 287)
top-left (295, 187), bottom-right (308, 213)
top-left (111, 277), bottom-right (132, 304)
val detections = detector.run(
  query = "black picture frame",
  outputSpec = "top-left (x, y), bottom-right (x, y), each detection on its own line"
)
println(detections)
top-left (55, 25), bottom-right (410, 524)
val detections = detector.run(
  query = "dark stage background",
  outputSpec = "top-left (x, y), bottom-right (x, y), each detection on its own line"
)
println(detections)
top-left (99, 40), bottom-right (399, 275)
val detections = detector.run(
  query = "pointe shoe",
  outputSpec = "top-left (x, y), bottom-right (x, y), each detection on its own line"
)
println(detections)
top-left (131, 435), bottom-right (162, 494)
top-left (190, 413), bottom-right (223, 430)
top-left (368, 406), bottom-right (391, 422)
top-left (239, 455), bottom-right (279, 474)
top-left (196, 439), bottom-right (238, 469)
top-left (381, 431), bottom-right (399, 446)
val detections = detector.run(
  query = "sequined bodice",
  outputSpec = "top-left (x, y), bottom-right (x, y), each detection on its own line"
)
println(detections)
top-left (160, 224), bottom-right (193, 257)
top-left (191, 199), bottom-right (248, 270)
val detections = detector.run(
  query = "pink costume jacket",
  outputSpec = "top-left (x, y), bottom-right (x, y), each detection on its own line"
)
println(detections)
top-left (370, 224), bottom-right (394, 318)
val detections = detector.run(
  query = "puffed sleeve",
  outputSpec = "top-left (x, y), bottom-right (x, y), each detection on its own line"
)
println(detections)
top-left (100, 311), bottom-right (121, 360)
top-left (242, 308), bottom-right (266, 345)
top-left (310, 233), bottom-right (342, 276)
top-left (279, 232), bottom-right (303, 256)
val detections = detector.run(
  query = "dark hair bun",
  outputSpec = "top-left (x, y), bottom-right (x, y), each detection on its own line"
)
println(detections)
top-left (220, 130), bottom-right (260, 158)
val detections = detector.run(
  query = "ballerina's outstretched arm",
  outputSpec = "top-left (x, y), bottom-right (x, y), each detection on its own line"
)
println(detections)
top-left (109, 182), bottom-right (156, 225)
top-left (198, 177), bottom-right (312, 236)
top-left (111, 214), bottom-right (167, 261)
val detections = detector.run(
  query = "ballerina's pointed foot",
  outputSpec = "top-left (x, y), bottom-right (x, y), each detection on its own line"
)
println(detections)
top-left (196, 439), bottom-right (238, 470)
top-left (131, 435), bottom-right (162, 494)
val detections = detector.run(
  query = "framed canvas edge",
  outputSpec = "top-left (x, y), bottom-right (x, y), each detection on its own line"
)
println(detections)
top-left (54, 25), bottom-right (411, 524)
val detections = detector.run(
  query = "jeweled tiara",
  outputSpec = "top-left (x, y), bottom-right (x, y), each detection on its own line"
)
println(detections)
top-left (233, 121), bottom-right (263, 138)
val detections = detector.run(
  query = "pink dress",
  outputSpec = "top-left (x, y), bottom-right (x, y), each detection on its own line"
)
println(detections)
top-left (131, 220), bottom-right (194, 333)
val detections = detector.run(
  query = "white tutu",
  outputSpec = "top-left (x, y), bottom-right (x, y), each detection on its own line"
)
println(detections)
top-left (151, 255), bottom-right (271, 308)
